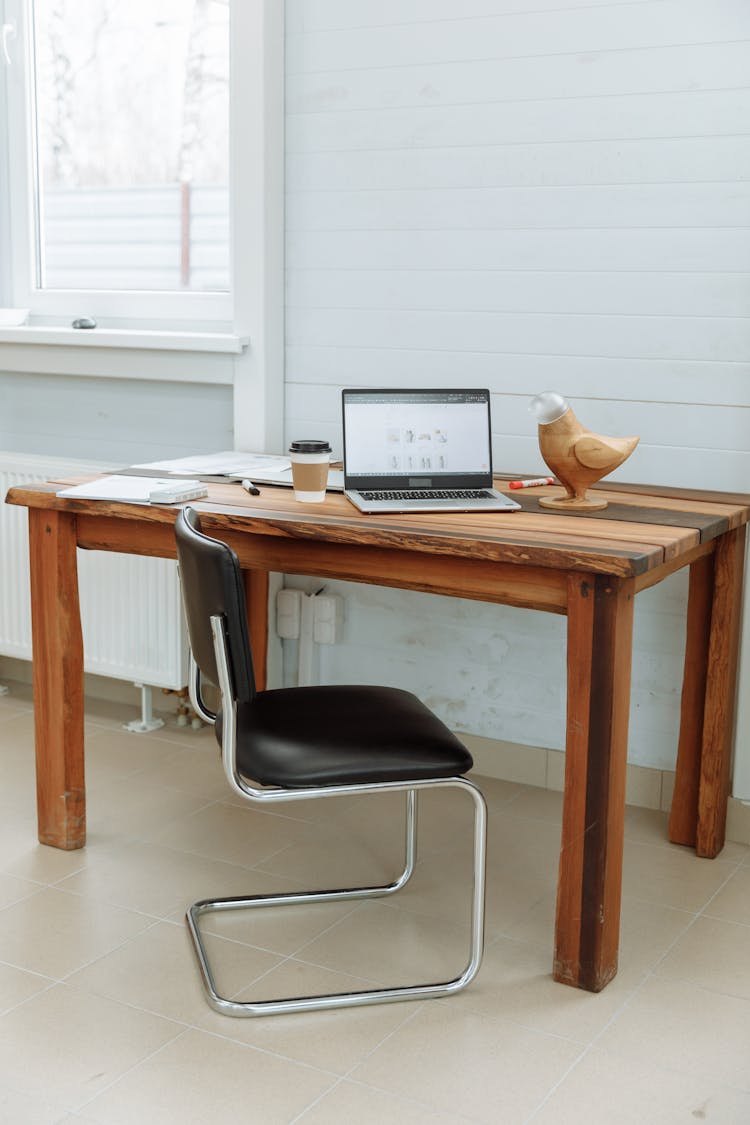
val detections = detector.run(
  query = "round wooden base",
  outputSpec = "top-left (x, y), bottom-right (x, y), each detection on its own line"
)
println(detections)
top-left (538, 493), bottom-right (609, 512)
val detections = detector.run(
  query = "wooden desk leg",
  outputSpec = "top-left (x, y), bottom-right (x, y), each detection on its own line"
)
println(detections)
top-left (670, 527), bottom-right (747, 857)
top-left (554, 573), bottom-right (634, 992)
top-left (243, 569), bottom-right (269, 691)
top-left (669, 554), bottom-right (713, 848)
top-left (28, 509), bottom-right (86, 850)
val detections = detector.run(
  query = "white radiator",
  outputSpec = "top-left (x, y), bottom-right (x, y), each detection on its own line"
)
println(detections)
top-left (0, 452), bottom-right (189, 690)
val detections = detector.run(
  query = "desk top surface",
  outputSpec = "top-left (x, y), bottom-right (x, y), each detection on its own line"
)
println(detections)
top-left (7, 475), bottom-right (750, 579)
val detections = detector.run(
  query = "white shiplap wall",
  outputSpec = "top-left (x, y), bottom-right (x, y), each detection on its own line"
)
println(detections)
top-left (283, 0), bottom-right (750, 777)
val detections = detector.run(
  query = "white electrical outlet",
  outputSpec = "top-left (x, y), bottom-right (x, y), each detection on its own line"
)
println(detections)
top-left (312, 594), bottom-right (343, 645)
top-left (276, 588), bottom-right (302, 638)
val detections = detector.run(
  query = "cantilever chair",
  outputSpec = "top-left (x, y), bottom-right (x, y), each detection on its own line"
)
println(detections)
top-left (174, 506), bottom-right (487, 1017)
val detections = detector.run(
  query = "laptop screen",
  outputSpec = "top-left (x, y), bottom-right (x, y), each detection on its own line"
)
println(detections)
top-left (342, 388), bottom-right (494, 490)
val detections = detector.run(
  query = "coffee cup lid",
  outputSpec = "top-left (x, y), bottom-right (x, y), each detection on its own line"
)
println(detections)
top-left (289, 439), bottom-right (331, 453)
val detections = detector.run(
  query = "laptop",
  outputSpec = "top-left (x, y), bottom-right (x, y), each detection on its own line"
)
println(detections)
top-left (342, 388), bottom-right (521, 514)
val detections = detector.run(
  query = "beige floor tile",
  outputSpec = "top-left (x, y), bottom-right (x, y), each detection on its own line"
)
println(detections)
top-left (597, 977), bottom-right (750, 1090)
top-left (708, 838), bottom-right (749, 865)
top-left (386, 847), bottom-right (474, 923)
top-left (68, 919), bottom-right (280, 1024)
top-left (704, 865), bottom-right (750, 926)
top-left (446, 936), bottom-right (643, 1044)
top-left (623, 805), bottom-right (672, 845)
top-left (297, 899), bottom-right (470, 988)
top-left (195, 894), bottom-right (362, 957)
top-left (57, 838), bottom-right (292, 921)
top-left (0, 886), bottom-right (152, 978)
top-left (476, 776), bottom-right (530, 810)
top-left (618, 896), bottom-right (696, 974)
top-left (0, 683), bottom-right (33, 712)
top-left (197, 960), bottom-right (422, 1072)
top-left (82, 1027), bottom-right (336, 1124)
top-left (501, 786), bottom-right (563, 824)
top-left (532, 1046), bottom-right (750, 1125)
top-left (146, 800), bottom-right (309, 868)
top-left (128, 743), bottom-right (232, 801)
top-left (489, 807), bottom-right (563, 861)
top-left (504, 885), bottom-right (557, 946)
top-left (622, 840), bottom-right (737, 912)
top-left (83, 778), bottom-right (214, 845)
top-left (0, 1086), bottom-right (71, 1124)
top-left (0, 710), bottom-right (35, 751)
top-left (297, 1079), bottom-right (476, 1123)
top-left (397, 842), bottom-right (556, 939)
top-left (412, 784), bottom-right (487, 857)
top-left (83, 724), bottom-right (183, 778)
top-left (254, 816), bottom-right (404, 888)
top-left (351, 1003), bottom-right (582, 1124)
top-left (0, 871), bottom-right (42, 909)
top-left (0, 721), bottom-right (37, 814)
top-left (0, 813), bottom-right (51, 875)
top-left (2, 839), bottom-right (89, 885)
top-left (0, 960), bottom-right (53, 1012)
top-left (0, 983), bottom-right (181, 1110)
top-left (654, 915), bottom-right (750, 1000)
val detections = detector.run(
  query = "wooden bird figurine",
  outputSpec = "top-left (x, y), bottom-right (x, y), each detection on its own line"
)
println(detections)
top-left (529, 392), bottom-right (639, 512)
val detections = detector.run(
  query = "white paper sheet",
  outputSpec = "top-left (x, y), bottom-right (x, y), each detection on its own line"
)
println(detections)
top-left (135, 451), bottom-right (292, 476)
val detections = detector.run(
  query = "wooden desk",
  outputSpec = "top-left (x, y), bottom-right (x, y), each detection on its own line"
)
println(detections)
top-left (6, 476), bottom-right (749, 993)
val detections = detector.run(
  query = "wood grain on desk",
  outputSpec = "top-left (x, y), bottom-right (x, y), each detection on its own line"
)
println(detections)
top-left (8, 475), bottom-right (746, 581)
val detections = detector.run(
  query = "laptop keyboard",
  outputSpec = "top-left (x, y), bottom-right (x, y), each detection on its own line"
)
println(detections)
top-left (359, 489), bottom-right (494, 501)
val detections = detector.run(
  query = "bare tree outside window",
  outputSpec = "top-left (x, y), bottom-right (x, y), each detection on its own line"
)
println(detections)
top-left (31, 0), bottom-right (230, 292)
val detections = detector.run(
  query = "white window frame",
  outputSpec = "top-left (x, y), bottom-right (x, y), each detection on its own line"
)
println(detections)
top-left (0, 0), bottom-right (282, 341)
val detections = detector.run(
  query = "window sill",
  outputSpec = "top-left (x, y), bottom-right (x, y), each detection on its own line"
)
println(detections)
top-left (0, 325), bottom-right (248, 353)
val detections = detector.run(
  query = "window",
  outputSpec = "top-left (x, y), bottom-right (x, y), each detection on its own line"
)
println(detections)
top-left (2, 0), bottom-right (233, 326)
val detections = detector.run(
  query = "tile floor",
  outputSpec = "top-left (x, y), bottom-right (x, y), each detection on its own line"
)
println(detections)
top-left (1, 682), bottom-right (750, 1124)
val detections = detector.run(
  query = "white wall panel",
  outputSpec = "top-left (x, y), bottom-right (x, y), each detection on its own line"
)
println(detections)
top-left (289, 0), bottom-right (647, 31)
top-left (289, 136), bottom-right (750, 191)
top-left (286, 1), bottom-right (750, 75)
top-left (287, 346), bottom-right (750, 408)
top-left (287, 308), bottom-right (749, 363)
top-left (284, 0), bottom-right (750, 779)
top-left (288, 40), bottom-right (750, 113)
top-left (288, 229), bottom-right (750, 272)
top-left (287, 268), bottom-right (750, 317)
top-left (287, 90), bottom-right (750, 152)
top-left (287, 184), bottom-right (750, 233)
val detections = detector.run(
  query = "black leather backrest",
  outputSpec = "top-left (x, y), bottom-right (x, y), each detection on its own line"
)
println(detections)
top-left (174, 508), bottom-right (256, 703)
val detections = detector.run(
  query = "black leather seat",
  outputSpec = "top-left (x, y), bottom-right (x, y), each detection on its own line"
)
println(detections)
top-left (175, 506), bottom-right (487, 1017)
top-left (226, 684), bottom-right (472, 788)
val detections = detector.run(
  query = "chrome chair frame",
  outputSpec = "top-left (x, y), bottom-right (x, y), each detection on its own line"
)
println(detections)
top-left (185, 619), bottom-right (488, 1018)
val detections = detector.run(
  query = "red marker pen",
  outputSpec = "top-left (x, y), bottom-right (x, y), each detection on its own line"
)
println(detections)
top-left (508, 476), bottom-right (554, 489)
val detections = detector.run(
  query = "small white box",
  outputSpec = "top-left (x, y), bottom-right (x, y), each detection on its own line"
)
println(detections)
top-left (148, 480), bottom-right (208, 504)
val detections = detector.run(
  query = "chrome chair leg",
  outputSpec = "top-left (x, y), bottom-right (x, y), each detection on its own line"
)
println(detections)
top-left (185, 778), bottom-right (486, 1017)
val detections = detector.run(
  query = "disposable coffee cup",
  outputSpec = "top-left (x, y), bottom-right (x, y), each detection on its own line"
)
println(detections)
top-left (289, 440), bottom-right (332, 502)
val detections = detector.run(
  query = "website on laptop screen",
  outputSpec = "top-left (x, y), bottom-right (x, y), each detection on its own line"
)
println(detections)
top-left (343, 390), bottom-right (491, 478)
